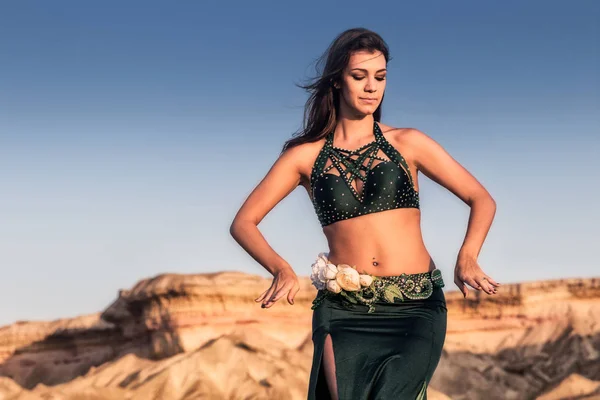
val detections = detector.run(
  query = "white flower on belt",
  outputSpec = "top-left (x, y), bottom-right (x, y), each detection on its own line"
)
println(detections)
top-left (310, 252), bottom-right (374, 293)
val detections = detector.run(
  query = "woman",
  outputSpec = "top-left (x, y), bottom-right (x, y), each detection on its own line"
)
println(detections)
top-left (230, 28), bottom-right (499, 400)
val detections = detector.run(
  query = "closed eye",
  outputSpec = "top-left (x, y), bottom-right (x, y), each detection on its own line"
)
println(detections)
top-left (353, 77), bottom-right (386, 81)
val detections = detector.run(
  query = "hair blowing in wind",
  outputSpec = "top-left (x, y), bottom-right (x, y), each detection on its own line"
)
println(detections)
top-left (281, 28), bottom-right (391, 153)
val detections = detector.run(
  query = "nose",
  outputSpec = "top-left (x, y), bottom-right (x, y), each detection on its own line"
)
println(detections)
top-left (364, 77), bottom-right (378, 92)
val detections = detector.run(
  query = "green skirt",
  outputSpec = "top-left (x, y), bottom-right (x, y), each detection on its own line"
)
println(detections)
top-left (308, 270), bottom-right (447, 400)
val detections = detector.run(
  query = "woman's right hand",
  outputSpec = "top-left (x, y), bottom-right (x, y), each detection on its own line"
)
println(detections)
top-left (255, 267), bottom-right (300, 308)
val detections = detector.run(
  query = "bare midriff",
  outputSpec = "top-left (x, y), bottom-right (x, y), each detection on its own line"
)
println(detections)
top-left (322, 208), bottom-right (434, 276)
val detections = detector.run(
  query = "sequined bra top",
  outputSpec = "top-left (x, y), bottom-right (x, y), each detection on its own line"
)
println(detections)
top-left (310, 121), bottom-right (419, 227)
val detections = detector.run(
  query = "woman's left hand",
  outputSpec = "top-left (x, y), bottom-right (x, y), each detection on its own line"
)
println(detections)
top-left (454, 253), bottom-right (500, 298)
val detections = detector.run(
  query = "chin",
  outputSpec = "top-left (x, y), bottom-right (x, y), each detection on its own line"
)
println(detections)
top-left (358, 106), bottom-right (376, 115)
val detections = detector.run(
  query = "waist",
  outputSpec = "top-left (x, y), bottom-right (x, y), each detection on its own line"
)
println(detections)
top-left (325, 238), bottom-right (431, 277)
top-left (311, 253), bottom-right (446, 313)
top-left (320, 285), bottom-right (447, 315)
top-left (330, 253), bottom-right (434, 276)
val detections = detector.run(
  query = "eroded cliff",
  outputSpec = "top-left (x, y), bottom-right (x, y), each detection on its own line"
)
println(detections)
top-left (0, 272), bottom-right (598, 399)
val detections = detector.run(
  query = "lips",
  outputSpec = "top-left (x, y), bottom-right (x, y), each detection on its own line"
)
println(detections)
top-left (360, 98), bottom-right (377, 101)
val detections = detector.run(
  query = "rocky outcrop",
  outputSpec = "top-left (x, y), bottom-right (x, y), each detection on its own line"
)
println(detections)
top-left (430, 278), bottom-right (600, 400)
top-left (100, 271), bottom-right (316, 356)
top-left (0, 327), bottom-right (450, 400)
top-left (0, 272), bottom-right (598, 399)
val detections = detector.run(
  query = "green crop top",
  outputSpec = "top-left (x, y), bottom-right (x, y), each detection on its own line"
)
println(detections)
top-left (310, 121), bottom-right (419, 227)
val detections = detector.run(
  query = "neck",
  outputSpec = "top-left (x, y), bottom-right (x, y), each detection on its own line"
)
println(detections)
top-left (333, 116), bottom-right (376, 143)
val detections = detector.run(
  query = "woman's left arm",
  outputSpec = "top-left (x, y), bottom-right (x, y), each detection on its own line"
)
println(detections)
top-left (400, 128), bottom-right (501, 298)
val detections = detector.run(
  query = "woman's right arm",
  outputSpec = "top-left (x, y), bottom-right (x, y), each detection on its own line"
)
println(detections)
top-left (229, 145), bottom-right (306, 308)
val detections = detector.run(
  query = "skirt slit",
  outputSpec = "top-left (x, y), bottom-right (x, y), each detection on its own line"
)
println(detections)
top-left (310, 305), bottom-right (339, 399)
top-left (314, 332), bottom-right (339, 399)
top-left (307, 286), bottom-right (447, 400)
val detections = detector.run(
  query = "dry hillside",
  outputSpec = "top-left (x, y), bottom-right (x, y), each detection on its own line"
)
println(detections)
top-left (0, 272), bottom-right (598, 400)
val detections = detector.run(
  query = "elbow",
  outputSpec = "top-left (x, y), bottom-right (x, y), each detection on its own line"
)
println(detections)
top-left (469, 191), bottom-right (496, 210)
top-left (479, 192), bottom-right (496, 215)
top-left (229, 221), bottom-right (237, 239)
top-left (486, 192), bottom-right (496, 209)
top-left (487, 196), bottom-right (497, 218)
top-left (229, 217), bottom-right (256, 241)
top-left (229, 219), bottom-right (241, 240)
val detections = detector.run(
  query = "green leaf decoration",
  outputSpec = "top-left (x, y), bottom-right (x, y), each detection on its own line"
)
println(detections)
top-left (310, 291), bottom-right (333, 310)
top-left (416, 380), bottom-right (427, 400)
top-left (431, 269), bottom-right (445, 288)
top-left (383, 285), bottom-right (403, 303)
top-left (340, 291), bottom-right (358, 304)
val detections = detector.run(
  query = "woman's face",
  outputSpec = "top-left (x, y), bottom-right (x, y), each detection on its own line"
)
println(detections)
top-left (336, 50), bottom-right (387, 116)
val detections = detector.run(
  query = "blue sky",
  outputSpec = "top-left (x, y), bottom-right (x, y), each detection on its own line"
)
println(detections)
top-left (0, 1), bottom-right (598, 326)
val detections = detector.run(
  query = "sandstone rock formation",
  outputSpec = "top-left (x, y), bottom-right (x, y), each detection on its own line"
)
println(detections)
top-left (0, 271), bottom-right (598, 399)
top-left (432, 278), bottom-right (600, 399)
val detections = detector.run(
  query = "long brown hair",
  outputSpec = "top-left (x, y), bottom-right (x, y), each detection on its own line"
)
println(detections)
top-left (281, 28), bottom-right (391, 153)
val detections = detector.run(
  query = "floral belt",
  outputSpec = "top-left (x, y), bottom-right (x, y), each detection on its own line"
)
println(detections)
top-left (310, 252), bottom-right (445, 313)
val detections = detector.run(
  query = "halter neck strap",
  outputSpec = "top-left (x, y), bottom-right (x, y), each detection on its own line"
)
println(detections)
top-left (326, 120), bottom-right (381, 150)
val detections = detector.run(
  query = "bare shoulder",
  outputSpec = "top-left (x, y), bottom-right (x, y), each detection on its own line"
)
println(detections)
top-left (280, 136), bottom-right (328, 190)
top-left (378, 123), bottom-right (431, 147)
top-left (282, 137), bottom-right (325, 158)
top-left (377, 123), bottom-right (431, 166)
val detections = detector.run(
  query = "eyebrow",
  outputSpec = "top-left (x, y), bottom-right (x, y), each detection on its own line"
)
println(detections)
top-left (350, 68), bottom-right (387, 73)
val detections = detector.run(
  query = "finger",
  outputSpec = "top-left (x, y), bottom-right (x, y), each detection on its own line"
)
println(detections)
top-left (475, 277), bottom-right (494, 294)
top-left (288, 283), bottom-right (300, 305)
top-left (464, 277), bottom-right (482, 291)
top-left (264, 288), bottom-right (284, 306)
top-left (486, 280), bottom-right (498, 293)
top-left (255, 288), bottom-right (270, 302)
top-left (473, 276), bottom-right (492, 294)
top-left (454, 277), bottom-right (468, 298)
top-left (485, 276), bottom-right (500, 287)
top-left (481, 277), bottom-right (498, 293)
top-left (264, 284), bottom-right (288, 307)
top-left (264, 294), bottom-right (284, 308)
top-left (260, 285), bottom-right (278, 306)
top-left (265, 282), bottom-right (293, 306)
top-left (256, 284), bottom-right (275, 302)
